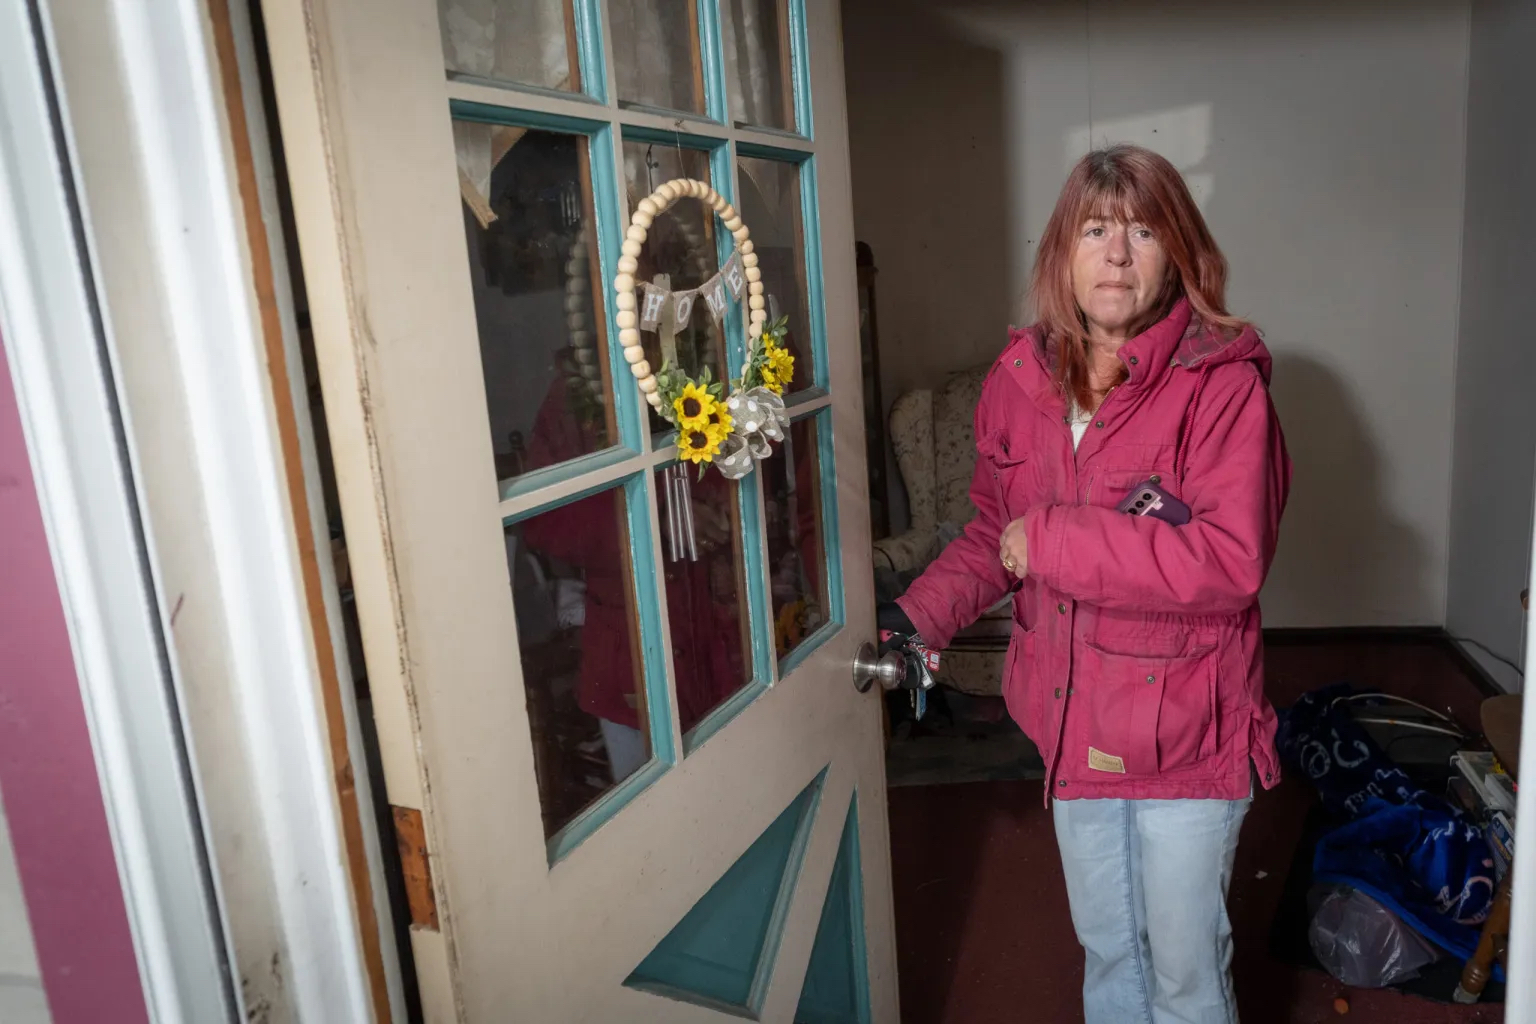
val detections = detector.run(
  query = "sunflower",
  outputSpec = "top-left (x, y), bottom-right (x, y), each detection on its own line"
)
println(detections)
top-left (765, 343), bottom-right (795, 383)
top-left (678, 421), bottom-right (727, 465)
top-left (673, 382), bottom-right (716, 431)
top-left (759, 343), bottom-right (794, 394)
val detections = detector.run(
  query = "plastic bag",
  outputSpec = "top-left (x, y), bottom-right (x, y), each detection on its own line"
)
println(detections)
top-left (1308, 885), bottom-right (1441, 987)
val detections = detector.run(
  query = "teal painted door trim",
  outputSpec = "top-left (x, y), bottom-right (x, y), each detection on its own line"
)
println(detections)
top-left (787, 0), bottom-right (815, 138)
top-left (625, 766), bottom-right (829, 1011)
top-left (794, 792), bottom-right (873, 1024)
top-left (573, 0), bottom-right (610, 104)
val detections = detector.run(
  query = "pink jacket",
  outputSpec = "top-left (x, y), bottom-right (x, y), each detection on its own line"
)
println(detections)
top-left (898, 300), bottom-right (1291, 801)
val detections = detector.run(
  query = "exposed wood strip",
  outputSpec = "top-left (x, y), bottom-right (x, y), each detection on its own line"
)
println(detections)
top-left (392, 806), bottom-right (440, 930)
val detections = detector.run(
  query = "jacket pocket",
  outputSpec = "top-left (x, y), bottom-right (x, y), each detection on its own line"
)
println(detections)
top-left (1001, 624), bottom-right (1039, 740)
top-left (985, 432), bottom-right (1037, 520)
top-left (1077, 636), bottom-right (1218, 776)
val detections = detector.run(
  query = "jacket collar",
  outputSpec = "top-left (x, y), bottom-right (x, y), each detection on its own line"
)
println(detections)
top-left (1113, 298), bottom-right (1194, 389)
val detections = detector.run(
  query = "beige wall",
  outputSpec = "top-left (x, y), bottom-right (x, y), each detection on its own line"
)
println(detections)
top-left (845, 0), bottom-right (1472, 628)
top-left (843, 0), bottom-right (1015, 531)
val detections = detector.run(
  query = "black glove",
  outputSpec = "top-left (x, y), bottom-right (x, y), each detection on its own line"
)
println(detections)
top-left (877, 602), bottom-right (916, 653)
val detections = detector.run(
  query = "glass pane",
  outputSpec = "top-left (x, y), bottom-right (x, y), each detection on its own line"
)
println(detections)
top-left (507, 485), bottom-right (650, 838)
top-left (610, 1), bottom-right (707, 114)
top-left (621, 141), bottom-right (728, 435)
top-left (737, 156), bottom-right (812, 394)
top-left (719, 0), bottom-right (795, 130)
top-left (762, 416), bottom-right (828, 661)
top-left (454, 121), bottom-right (618, 482)
top-left (438, 0), bottom-right (581, 93)
top-left (655, 465), bottom-right (754, 735)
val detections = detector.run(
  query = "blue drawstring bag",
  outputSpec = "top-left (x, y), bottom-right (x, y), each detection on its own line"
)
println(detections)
top-left (1277, 684), bottom-right (1498, 976)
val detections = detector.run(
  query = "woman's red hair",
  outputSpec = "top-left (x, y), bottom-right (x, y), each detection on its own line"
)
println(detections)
top-left (1030, 144), bottom-right (1245, 410)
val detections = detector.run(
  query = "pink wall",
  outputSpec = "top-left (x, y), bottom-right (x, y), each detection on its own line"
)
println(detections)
top-left (0, 334), bottom-right (149, 1023)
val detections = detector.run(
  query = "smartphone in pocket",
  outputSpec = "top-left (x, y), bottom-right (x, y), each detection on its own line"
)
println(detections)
top-left (1115, 479), bottom-right (1192, 525)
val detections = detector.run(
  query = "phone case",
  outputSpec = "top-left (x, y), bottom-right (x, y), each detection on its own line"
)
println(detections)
top-left (1115, 479), bottom-right (1192, 525)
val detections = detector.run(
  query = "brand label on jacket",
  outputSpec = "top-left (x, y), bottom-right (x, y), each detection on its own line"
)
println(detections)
top-left (1088, 747), bottom-right (1126, 774)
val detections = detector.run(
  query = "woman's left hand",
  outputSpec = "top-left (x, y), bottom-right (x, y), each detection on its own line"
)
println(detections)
top-left (999, 518), bottom-right (1029, 580)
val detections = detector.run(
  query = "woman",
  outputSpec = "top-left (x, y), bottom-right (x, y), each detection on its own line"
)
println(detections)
top-left (881, 145), bottom-right (1291, 1023)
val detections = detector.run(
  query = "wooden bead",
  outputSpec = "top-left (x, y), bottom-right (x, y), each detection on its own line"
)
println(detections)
top-left (573, 348), bottom-right (596, 365)
top-left (719, 205), bottom-right (738, 223)
top-left (639, 377), bottom-right (659, 394)
top-left (618, 255), bottom-right (639, 275)
top-left (703, 188), bottom-right (721, 206)
top-left (739, 239), bottom-right (754, 255)
top-left (623, 345), bottom-right (647, 364)
top-left (711, 194), bottom-right (728, 212)
top-left (566, 257), bottom-right (586, 276)
top-left (625, 224), bottom-right (647, 243)
top-left (619, 327), bottom-right (641, 346)
top-left (749, 321), bottom-right (763, 339)
top-left (723, 216), bottom-right (742, 233)
top-left (732, 227), bottom-right (750, 243)
top-left (616, 310), bottom-right (637, 329)
top-left (637, 198), bottom-right (659, 217)
top-left (630, 360), bottom-right (651, 379)
top-left (632, 211), bottom-right (653, 230)
top-left (570, 330), bottom-right (590, 345)
top-left (741, 252), bottom-right (759, 269)
top-left (749, 295), bottom-right (765, 311)
top-left (614, 273), bottom-right (634, 293)
top-left (751, 309), bottom-right (768, 324)
top-left (745, 266), bottom-right (761, 283)
top-left (617, 292), bottom-right (636, 311)
top-left (657, 182), bottom-right (679, 202)
top-left (564, 294), bottom-right (585, 313)
top-left (646, 391), bottom-right (664, 406)
top-left (622, 239), bottom-right (642, 258)
top-left (568, 313), bottom-right (588, 331)
top-left (747, 280), bottom-right (764, 297)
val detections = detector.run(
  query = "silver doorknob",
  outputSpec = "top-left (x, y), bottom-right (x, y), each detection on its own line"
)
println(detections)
top-left (852, 641), bottom-right (907, 693)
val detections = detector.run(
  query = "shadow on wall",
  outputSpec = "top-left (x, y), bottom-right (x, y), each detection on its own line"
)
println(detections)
top-left (1263, 353), bottom-right (1435, 626)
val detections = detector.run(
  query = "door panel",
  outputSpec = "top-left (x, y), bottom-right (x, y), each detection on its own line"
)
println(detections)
top-left (261, 0), bottom-right (894, 1019)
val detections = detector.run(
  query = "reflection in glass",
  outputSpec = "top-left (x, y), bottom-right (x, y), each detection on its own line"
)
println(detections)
top-left (621, 142), bottom-right (727, 435)
top-left (454, 122), bottom-right (617, 483)
top-left (719, 0), bottom-right (795, 130)
top-left (655, 464), bottom-right (754, 736)
top-left (762, 416), bottom-right (828, 661)
top-left (438, 0), bottom-right (581, 93)
top-left (509, 486), bottom-right (650, 839)
top-left (737, 156), bottom-right (812, 393)
top-left (611, 0), bottom-right (706, 114)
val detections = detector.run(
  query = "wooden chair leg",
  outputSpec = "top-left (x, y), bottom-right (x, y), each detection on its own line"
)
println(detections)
top-left (1456, 868), bottom-right (1513, 1003)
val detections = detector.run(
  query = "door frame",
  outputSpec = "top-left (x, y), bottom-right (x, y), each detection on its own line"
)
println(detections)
top-left (8, 0), bottom-right (390, 1020)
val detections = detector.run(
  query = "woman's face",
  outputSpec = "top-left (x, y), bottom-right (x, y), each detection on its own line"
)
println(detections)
top-left (1070, 216), bottom-right (1169, 340)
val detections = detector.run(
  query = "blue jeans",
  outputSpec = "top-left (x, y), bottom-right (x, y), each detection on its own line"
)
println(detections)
top-left (1053, 795), bottom-right (1251, 1024)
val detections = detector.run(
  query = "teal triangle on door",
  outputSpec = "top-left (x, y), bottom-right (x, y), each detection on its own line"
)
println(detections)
top-left (625, 768), bottom-right (827, 1014)
top-left (794, 794), bottom-right (871, 1024)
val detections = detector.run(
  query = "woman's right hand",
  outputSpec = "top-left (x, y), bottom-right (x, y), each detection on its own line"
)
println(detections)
top-left (877, 602), bottom-right (916, 654)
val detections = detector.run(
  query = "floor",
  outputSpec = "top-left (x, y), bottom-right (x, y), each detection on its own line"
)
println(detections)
top-left (0, 801), bottom-right (50, 1024)
top-left (886, 636), bottom-right (1506, 1024)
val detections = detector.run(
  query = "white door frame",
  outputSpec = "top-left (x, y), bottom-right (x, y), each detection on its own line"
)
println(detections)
top-left (1, 0), bottom-right (384, 1021)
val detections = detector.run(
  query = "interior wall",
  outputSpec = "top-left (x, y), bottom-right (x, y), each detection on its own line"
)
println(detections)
top-left (844, 0), bottom-right (1472, 628)
top-left (1445, 0), bottom-right (1536, 692)
top-left (843, 0), bottom-right (1013, 534)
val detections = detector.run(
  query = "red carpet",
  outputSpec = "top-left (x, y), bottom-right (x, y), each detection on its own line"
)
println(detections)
top-left (887, 637), bottom-right (1506, 1023)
